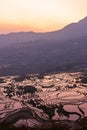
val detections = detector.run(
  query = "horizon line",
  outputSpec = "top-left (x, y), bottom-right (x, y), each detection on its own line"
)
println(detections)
top-left (0, 16), bottom-right (86, 35)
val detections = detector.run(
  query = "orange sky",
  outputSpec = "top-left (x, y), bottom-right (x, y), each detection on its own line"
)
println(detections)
top-left (0, 0), bottom-right (87, 34)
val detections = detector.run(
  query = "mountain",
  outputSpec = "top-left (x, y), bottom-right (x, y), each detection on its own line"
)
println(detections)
top-left (0, 16), bottom-right (87, 47)
top-left (0, 16), bottom-right (87, 76)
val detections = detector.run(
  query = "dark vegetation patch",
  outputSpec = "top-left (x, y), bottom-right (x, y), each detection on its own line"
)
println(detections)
top-left (80, 73), bottom-right (87, 84)
top-left (13, 74), bottom-right (43, 82)
top-left (0, 78), bottom-right (5, 83)
top-left (0, 121), bottom-right (86, 130)
top-left (13, 75), bottom-right (30, 82)
top-left (41, 85), bottom-right (53, 88)
top-left (23, 85), bottom-right (37, 94)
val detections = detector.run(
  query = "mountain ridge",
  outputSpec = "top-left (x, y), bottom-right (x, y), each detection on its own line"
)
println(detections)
top-left (0, 16), bottom-right (87, 47)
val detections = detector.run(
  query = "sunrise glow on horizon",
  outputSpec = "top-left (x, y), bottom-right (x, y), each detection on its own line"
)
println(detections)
top-left (0, 0), bottom-right (87, 34)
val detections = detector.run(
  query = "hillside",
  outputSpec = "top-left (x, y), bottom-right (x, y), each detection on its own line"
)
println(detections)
top-left (0, 36), bottom-right (87, 76)
top-left (0, 16), bottom-right (87, 47)
top-left (0, 71), bottom-right (87, 129)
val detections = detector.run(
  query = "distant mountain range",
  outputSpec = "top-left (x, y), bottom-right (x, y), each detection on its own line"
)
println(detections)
top-left (0, 16), bottom-right (87, 47)
top-left (0, 16), bottom-right (87, 76)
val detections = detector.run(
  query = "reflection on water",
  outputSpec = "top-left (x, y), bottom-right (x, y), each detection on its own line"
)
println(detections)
top-left (0, 72), bottom-right (87, 128)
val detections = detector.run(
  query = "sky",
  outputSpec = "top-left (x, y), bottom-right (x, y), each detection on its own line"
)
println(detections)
top-left (0, 0), bottom-right (87, 34)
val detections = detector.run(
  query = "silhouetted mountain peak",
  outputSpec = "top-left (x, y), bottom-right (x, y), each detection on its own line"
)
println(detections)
top-left (63, 16), bottom-right (87, 30)
top-left (79, 16), bottom-right (87, 23)
top-left (0, 16), bottom-right (87, 47)
top-left (54, 16), bottom-right (87, 40)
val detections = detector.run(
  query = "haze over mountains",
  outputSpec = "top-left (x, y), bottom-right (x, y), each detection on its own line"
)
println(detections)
top-left (0, 16), bottom-right (87, 76)
top-left (0, 16), bottom-right (87, 47)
